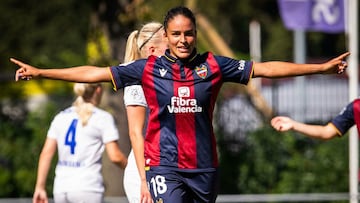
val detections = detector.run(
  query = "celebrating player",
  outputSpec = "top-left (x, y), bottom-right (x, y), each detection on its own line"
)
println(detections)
top-left (12, 6), bottom-right (349, 203)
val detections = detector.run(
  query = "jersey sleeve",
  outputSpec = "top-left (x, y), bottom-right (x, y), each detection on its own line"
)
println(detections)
top-left (98, 112), bottom-right (120, 143)
top-left (47, 115), bottom-right (60, 139)
top-left (330, 101), bottom-right (355, 136)
top-left (47, 110), bottom-right (69, 139)
top-left (124, 85), bottom-right (148, 107)
top-left (110, 59), bottom-right (147, 91)
top-left (214, 55), bottom-right (254, 84)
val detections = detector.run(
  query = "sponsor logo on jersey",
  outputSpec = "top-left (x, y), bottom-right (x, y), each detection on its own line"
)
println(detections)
top-left (195, 64), bottom-right (208, 79)
top-left (178, 86), bottom-right (190, 97)
top-left (238, 60), bottom-right (246, 71)
top-left (167, 86), bottom-right (203, 113)
top-left (57, 160), bottom-right (83, 167)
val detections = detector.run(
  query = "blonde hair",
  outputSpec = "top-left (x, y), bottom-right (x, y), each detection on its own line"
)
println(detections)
top-left (72, 83), bottom-right (102, 126)
top-left (124, 22), bottom-right (164, 63)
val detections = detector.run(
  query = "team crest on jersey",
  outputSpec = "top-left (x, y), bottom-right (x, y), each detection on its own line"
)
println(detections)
top-left (195, 64), bottom-right (208, 79)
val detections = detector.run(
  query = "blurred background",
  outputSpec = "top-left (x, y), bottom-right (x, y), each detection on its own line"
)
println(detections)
top-left (0, 0), bottom-right (358, 200)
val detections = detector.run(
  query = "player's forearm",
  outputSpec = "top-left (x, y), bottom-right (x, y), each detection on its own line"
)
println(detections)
top-left (130, 135), bottom-right (146, 181)
top-left (254, 62), bottom-right (324, 78)
top-left (112, 152), bottom-right (128, 169)
top-left (292, 122), bottom-right (334, 140)
top-left (253, 52), bottom-right (348, 78)
top-left (39, 66), bottom-right (110, 82)
top-left (105, 141), bottom-right (128, 169)
top-left (35, 157), bottom-right (51, 189)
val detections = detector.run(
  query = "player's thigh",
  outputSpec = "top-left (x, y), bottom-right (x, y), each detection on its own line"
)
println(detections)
top-left (183, 170), bottom-right (219, 203)
top-left (146, 167), bottom-right (193, 203)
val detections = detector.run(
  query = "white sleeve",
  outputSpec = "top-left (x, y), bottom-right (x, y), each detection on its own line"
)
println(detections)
top-left (47, 116), bottom-right (59, 139)
top-left (99, 112), bottom-right (120, 143)
top-left (123, 85), bottom-right (147, 107)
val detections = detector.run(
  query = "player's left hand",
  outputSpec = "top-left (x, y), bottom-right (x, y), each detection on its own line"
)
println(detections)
top-left (322, 52), bottom-right (350, 74)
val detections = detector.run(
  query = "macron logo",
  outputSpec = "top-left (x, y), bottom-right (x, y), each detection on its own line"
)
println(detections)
top-left (159, 68), bottom-right (167, 77)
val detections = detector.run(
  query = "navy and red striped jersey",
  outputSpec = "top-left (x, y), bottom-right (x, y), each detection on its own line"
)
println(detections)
top-left (331, 100), bottom-right (357, 136)
top-left (110, 50), bottom-right (253, 171)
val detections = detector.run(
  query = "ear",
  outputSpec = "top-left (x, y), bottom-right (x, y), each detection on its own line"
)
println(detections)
top-left (148, 46), bottom-right (156, 54)
top-left (95, 85), bottom-right (103, 95)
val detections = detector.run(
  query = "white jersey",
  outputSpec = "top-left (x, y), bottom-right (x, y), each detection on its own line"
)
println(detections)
top-left (123, 85), bottom-right (147, 203)
top-left (47, 106), bottom-right (119, 194)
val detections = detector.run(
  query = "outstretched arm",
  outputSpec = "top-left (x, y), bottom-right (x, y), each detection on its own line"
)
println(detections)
top-left (253, 52), bottom-right (350, 78)
top-left (11, 58), bottom-right (111, 83)
top-left (271, 116), bottom-right (339, 140)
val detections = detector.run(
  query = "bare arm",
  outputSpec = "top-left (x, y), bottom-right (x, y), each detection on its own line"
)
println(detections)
top-left (271, 116), bottom-right (340, 140)
top-left (126, 105), bottom-right (153, 203)
top-left (33, 138), bottom-right (57, 203)
top-left (105, 141), bottom-right (128, 169)
top-left (253, 52), bottom-right (350, 78)
top-left (11, 58), bottom-right (111, 83)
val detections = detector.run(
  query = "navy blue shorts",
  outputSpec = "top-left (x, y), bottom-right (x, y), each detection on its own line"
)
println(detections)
top-left (146, 167), bottom-right (219, 203)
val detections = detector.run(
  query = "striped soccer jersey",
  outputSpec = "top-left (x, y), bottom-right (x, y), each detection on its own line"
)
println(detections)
top-left (331, 99), bottom-right (357, 136)
top-left (111, 50), bottom-right (253, 171)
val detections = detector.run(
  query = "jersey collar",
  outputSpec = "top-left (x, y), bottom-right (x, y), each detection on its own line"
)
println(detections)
top-left (164, 49), bottom-right (198, 64)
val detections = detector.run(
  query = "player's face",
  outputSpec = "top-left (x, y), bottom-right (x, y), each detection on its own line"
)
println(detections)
top-left (165, 15), bottom-right (196, 60)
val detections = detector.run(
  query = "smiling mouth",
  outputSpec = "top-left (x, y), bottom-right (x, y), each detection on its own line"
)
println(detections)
top-left (177, 46), bottom-right (190, 52)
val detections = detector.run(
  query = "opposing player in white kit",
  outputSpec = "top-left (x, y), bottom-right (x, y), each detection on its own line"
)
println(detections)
top-left (122, 22), bottom-right (168, 203)
top-left (33, 83), bottom-right (127, 203)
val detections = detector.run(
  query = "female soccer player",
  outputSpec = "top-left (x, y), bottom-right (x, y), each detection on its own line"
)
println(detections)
top-left (33, 83), bottom-right (127, 203)
top-left (271, 99), bottom-right (360, 140)
top-left (13, 6), bottom-right (349, 203)
top-left (122, 22), bottom-right (167, 203)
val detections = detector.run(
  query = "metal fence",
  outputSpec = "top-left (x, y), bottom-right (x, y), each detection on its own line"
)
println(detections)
top-left (261, 75), bottom-right (350, 122)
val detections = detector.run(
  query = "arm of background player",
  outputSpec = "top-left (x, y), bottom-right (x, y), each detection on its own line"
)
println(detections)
top-left (271, 116), bottom-right (339, 140)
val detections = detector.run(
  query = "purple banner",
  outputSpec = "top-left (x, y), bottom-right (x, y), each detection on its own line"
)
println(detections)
top-left (278, 0), bottom-right (345, 33)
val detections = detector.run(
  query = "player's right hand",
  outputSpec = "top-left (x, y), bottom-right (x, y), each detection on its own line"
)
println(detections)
top-left (32, 189), bottom-right (48, 203)
top-left (140, 181), bottom-right (153, 203)
top-left (271, 116), bottom-right (294, 132)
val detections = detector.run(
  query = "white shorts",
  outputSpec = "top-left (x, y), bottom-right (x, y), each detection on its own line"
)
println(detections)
top-left (54, 191), bottom-right (103, 203)
top-left (123, 149), bottom-right (141, 203)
